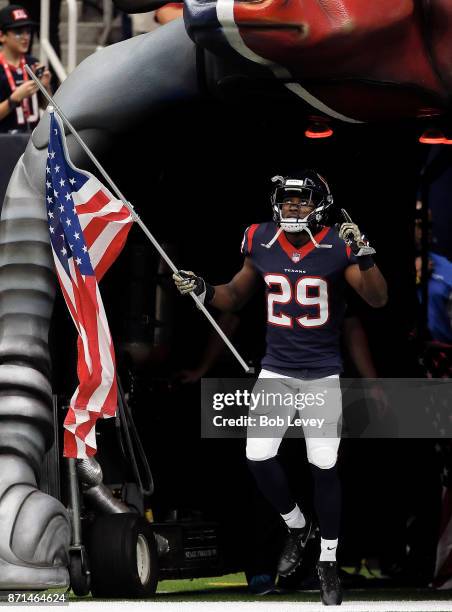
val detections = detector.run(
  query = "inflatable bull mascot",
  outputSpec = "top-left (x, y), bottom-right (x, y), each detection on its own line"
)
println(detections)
top-left (0, 0), bottom-right (451, 590)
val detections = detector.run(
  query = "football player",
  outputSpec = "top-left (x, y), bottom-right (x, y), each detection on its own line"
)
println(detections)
top-left (173, 170), bottom-right (387, 605)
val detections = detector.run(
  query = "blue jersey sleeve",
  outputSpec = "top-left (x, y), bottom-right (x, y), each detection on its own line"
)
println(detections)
top-left (241, 224), bottom-right (259, 256)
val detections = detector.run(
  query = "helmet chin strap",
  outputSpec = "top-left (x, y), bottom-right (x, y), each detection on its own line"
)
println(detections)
top-left (262, 220), bottom-right (332, 249)
top-left (303, 224), bottom-right (332, 249)
top-left (261, 226), bottom-right (284, 249)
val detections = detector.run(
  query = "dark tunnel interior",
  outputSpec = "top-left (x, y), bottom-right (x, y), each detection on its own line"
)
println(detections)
top-left (48, 99), bottom-right (442, 582)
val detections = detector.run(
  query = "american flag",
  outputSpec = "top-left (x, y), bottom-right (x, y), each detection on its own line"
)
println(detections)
top-left (46, 111), bottom-right (133, 458)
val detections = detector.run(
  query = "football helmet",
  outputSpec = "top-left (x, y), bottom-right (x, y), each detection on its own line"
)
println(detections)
top-left (271, 170), bottom-right (335, 234)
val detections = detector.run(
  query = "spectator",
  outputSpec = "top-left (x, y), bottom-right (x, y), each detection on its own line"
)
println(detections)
top-left (417, 147), bottom-right (452, 344)
top-left (11, 0), bottom-right (62, 60)
top-left (0, 4), bottom-right (51, 133)
top-left (11, 0), bottom-right (61, 90)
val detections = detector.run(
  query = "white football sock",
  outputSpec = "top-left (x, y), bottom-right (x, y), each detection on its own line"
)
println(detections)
top-left (320, 538), bottom-right (338, 562)
top-left (281, 504), bottom-right (306, 530)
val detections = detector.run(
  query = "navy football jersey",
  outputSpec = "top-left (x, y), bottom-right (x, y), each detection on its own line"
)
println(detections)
top-left (241, 222), bottom-right (358, 373)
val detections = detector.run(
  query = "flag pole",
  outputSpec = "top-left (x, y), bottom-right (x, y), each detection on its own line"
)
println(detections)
top-left (26, 65), bottom-right (250, 373)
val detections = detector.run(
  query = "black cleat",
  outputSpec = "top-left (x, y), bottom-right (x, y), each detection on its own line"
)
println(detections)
top-left (317, 560), bottom-right (343, 605)
top-left (277, 520), bottom-right (313, 577)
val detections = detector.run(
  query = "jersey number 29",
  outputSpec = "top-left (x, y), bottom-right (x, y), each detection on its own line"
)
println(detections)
top-left (264, 274), bottom-right (329, 328)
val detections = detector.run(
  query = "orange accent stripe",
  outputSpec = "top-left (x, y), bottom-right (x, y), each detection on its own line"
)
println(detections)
top-left (346, 245), bottom-right (351, 259)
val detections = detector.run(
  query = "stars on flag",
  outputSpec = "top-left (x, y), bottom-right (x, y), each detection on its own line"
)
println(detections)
top-left (46, 136), bottom-right (93, 277)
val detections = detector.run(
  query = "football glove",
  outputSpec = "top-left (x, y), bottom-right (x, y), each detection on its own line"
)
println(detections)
top-left (338, 209), bottom-right (376, 257)
top-left (172, 270), bottom-right (214, 305)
